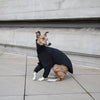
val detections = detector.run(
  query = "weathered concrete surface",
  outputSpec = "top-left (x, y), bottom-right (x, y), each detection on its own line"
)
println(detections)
top-left (0, 53), bottom-right (26, 75)
top-left (25, 94), bottom-right (93, 100)
top-left (0, 0), bottom-right (100, 21)
top-left (0, 96), bottom-right (23, 100)
top-left (74, 75), bottom-right (100, 92)
top-left (0, 76), bottom-right (25, 96)
top-left (0, 53), bottom-right (25, 96)
top-left (0, 53), bottom-right (100, 100)
top-left (91, 93), bottom-right (100, 100)
top-left (26, 76), bottom-right (85, 95)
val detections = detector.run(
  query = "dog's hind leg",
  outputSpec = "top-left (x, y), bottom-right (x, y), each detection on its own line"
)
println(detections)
top-left (47, 78), bottom-right (61, 82)
top-left (53, 64), bottom-right (68, 81)
top-left (47, 78), bottom-right (58, 82)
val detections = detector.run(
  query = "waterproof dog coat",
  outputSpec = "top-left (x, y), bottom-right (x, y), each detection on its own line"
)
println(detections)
top-left (34, 41), bottom-right (73, 78)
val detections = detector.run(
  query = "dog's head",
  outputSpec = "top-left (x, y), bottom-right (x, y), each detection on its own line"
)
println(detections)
top-left (36, 31), bottom-right (51, 46)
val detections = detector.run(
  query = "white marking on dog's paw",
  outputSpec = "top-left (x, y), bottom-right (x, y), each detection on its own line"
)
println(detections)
top-left (47, 79), bottom-right (57, 82)
top-left (33, 72), bottom-right (37, 81)
top-left (38, 77), bottom-right (45, 81)
top-left (33, 77), bottom-right (36, 81)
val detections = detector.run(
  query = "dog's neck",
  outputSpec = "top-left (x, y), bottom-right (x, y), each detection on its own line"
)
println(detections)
top-left (36, 40), bottom-right (46, 54)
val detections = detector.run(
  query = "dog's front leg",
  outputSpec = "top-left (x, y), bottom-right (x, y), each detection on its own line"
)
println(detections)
top-left (38, 77), bottom-right (46, 81)
top-left (33, 72), bottom-right (37, 81)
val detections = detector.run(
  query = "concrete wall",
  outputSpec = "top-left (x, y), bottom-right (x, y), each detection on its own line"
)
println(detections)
top-left (0, 28), bottom-right (100, 55)
top-left (0, 0), bottom-right (100, 21)
top-left (0, 28), bottom-right (100, 68)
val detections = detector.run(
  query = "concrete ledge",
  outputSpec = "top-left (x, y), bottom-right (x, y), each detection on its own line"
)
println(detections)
top-left (0, 43), bottom-right (100, 58)
top-left (0, 43), bottom-right (100, 68)
top-left (0, 20), bottom-right (100, 28)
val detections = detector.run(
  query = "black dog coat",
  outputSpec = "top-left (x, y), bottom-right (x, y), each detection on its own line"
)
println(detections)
top-left (34, 41), bottom-right (73, 78)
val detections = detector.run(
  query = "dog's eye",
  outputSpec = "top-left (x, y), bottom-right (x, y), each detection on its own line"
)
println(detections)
top-left (42, 37), bottom-right (45, 40)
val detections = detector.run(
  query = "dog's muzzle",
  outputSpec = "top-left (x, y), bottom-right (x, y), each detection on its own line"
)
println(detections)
top-left (47, 41), bottom-right (51, 46)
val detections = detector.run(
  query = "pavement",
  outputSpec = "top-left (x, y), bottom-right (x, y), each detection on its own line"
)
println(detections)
top-left (0, 52), bottom-right (100, 100)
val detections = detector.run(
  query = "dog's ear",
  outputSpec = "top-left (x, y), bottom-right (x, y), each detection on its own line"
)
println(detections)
top-left (36, 31), bottom-right (41, 38)
top-left (44, 32), bottom-right (49, 36)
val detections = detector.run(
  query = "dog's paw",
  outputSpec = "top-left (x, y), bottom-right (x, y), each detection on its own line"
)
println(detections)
top-left (47, 79), bottom-right (57, 82)
top-left (33, 77), bottom-right (36, 81)
top-left (33, 72), bottom-right (37, 81)
top-left (38, 77), bottom-right (45, 81)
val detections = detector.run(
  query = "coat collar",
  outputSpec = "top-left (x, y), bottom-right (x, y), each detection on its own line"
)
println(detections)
top-left (36, 40), bottom-right (46, 54)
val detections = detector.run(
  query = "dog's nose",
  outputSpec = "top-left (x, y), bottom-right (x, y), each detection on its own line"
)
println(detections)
top-left (47, 40), bottom-right (51, 46)
top-left (48, 43), bottom-right (51, 46)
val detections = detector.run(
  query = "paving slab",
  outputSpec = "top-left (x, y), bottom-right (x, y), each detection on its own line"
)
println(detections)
top-left (26, 76), bottom-right (85, 96)
top-left (25, 94), bottom-right (93, 100)
top-left (73, 66), bottom-right (100, 75)
top-left (0, 63), bottom-right (26, 76)
top-left (0, 53), bottom-right (26, 75)
top-left (90, 93), bottom-right (100, 100)
top-left (27, 56), bottom-right (38, 76)
top-left (27, 56), bottom-right (38, 66)
top-left (73, 75), bottom-right (100, 92)
top-left (0, 53), bottom-right (100, 100)
top-left (0, 53), bottom-right (26, 64)
top-left (0, 96), bottom-right (23, 100)
top-left (0, 76), bottom-right (24, 96)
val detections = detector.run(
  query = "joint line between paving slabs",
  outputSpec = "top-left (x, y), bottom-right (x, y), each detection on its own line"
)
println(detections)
top-left (23, 56), bottom-right (27, 100)
top-left (70, 74), bottom-right (95, 100)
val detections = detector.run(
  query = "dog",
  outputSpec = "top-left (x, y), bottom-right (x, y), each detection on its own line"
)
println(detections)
top-left (33, 31), bottom-right (73, 81)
